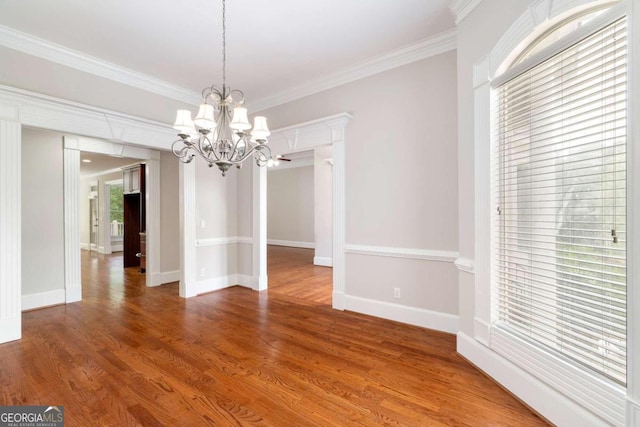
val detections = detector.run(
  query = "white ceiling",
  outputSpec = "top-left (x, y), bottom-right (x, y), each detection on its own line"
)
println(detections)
top-left (0, 0), bottom-right (455, 119)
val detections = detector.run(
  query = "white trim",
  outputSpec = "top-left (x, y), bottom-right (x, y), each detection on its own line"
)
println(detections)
top-left (63, 138), bottom-right (82, 303)
top-left (267, 239), bottom-right (315, 249)
top-left (195, 275), bottom-right (236, 295)
top-left (345, 295), bottom-right (459, 334)
top-left (237, 236), bottom-right (253, 245)
top-left (449, 0), bottom-right (484, 24)
top-left (628, 398), bottom-right (640, 427)
top-left (0, 317), bottom-right (20, 344)
top-left (160, 270), bottom-right (180, 285)
top-left (22, 289), bottom-right (66, 311)
top-left (491, 327), bottom-right (625, 426)
top-left (0, 23), bottom-right (455, 116)
top-left (454, 257), bottom-right (475, 273)
top-left (237, 274), bottom-right (257, 290)
top-left (195, 274), bottom-right (254, 295)
top-left (250, 30), bottom-right (456, 112)
top-left (111, 244), bottom-right (123, 252)
top-left (0, 84), bottom-right (175, 150)
top-left (627, 0), bottom-right (640, 413)
top-left (0, 119), bottom-right (21, 343)
top-left (345, 244), bottom-right (458, 263)
top-left (313, 256), bottom-right (333, 267)
top-left (0, 25), bottom-right (200, 105)
top-left (457, 332), bottom-right (612, 427)
top-left (196, 236), bottom-right (252, 247)
top-left (80, 243), bottom-right (90, 250)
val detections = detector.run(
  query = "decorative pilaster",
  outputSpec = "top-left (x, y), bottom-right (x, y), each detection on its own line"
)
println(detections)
top-left (0, 119), bottom-right (21, 343)
top-left (331, 133), bottom-right (346, 310)
top-left (63, 137), bottom-right (81, 302)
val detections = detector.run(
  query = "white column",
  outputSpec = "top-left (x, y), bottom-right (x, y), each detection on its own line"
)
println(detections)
top-left (331, 134), bottom-right (346, 310)
top-left (253, 166), bottom-right (268, 291)
top-left (179, 161), bottom-right (197, 297)
top-left (0, 119), bottom-right (21, 343)
top-left (145, 153), bottom-right (161, 287)
top-left (63, 137), bottom-right (82, 302)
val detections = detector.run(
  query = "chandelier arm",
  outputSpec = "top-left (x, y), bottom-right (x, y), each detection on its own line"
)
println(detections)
top-left (253, 145), bottom-right (272, 166)
top-left (171, 139), bottom-right (196, 163)
top-left (224, 143), bottom-right (270, 166)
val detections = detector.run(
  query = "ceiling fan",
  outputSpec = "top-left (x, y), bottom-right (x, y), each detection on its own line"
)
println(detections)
top-left (267, 154), bottom-right (292, 167)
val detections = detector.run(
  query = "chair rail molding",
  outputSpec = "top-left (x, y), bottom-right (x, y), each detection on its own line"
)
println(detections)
top-left (345, 244), bottom-right (459, 263)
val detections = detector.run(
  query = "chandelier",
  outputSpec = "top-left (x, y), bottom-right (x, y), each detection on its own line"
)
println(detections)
top-left (171, 0), bottom-right (271, 176)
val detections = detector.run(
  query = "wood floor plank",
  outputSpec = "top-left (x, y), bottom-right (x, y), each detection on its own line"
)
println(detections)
top-left (0, 248), bottom-right (550, 426)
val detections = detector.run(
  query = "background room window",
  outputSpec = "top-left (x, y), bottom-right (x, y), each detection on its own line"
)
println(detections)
top-left (494, 15), bottom-right (627, 386)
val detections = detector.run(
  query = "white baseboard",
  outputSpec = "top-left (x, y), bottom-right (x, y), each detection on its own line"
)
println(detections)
top-left (313, 256), bottom-right (333, 267)
top-left (111, 244), bottom-right (123, 252)
top-left (457, 332), bottom-right (612, 427)
top-left (268, 239), bottom-right (315, 249)
top-left (195, 274), bottom-right (265, 295)
top-left (97, 245), bottom-right (107, 254)
top-left (196, 276), bottom-right (236, 295)
top-left (66, 284), bottom-right (82, 303)
top-left (332, 291), bottom-right (345, 310)
top-left (80, 242), bottom-right (90, 250)
top-left (0, 316), bottom-right (21, 343)
top-left (160, 270), bottom-right (180, 284)
top-left (22, 289), bottom-right (66, 311)
top-left (237, 274), bottom-right (257, 289)
top-left (344, 295), bottom-right (458, 334)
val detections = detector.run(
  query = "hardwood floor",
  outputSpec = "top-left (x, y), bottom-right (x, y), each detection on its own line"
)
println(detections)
top-left (0, 249), bottom-right (549, 426)
top-left (267, 245), bottom-right (332, 305)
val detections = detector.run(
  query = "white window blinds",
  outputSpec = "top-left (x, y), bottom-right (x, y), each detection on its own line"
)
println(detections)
top-left (494, 17), bottom-right (627, 384)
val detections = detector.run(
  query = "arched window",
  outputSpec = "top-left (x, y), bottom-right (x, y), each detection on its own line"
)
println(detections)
top-left (492, 4), bottom-right (627, 387)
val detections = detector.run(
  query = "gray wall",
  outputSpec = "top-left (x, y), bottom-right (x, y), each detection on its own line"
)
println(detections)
top-left (267, 166), bottom-right (315, 245)
top-left (21, 127), bottom-right (65, 297)
top-left (256, 51), bottom-right (459, 315)
top-left (160, 151), bottom-right (180, 274)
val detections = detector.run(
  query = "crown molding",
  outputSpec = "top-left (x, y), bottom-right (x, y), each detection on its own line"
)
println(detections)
top-left (0, 24), bottom-right (201, 105)
top-left (249, 29), bottom-right (457, 113)
top-left (449, 0), bottom-right (484, 25)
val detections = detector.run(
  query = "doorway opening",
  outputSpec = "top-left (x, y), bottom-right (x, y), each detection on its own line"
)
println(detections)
top-left (266, 147), bottom-right (333, 305)
top-left (80, 152), bottom-right (146, 290)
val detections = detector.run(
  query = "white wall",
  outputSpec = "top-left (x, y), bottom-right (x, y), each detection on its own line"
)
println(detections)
top-left (267, 165), bottom-right (315, 247)
top-left (21, 127), bottom-right (65, 307)
top-left (255, 51), bottom-right (459, 329)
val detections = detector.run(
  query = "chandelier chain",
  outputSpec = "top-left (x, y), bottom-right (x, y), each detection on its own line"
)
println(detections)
top-left (222, 0), bottom-right (226, 89)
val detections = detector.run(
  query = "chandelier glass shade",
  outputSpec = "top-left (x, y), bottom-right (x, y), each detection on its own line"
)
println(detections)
top-left (171, 0), bottom-right (271, 176)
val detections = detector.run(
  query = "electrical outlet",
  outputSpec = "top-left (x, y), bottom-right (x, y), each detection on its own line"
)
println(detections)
top-left (393, 288), bottom-right (401, 299)
top-left (200, 268), bottom-right (205, 277)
